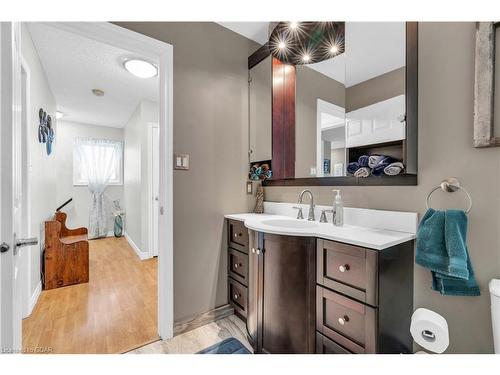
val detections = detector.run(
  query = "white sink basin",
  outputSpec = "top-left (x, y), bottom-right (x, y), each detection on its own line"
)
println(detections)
top-left (261, 218), bottom-right (318, 229)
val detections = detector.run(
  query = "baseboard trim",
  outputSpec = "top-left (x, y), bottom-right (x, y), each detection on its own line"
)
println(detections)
top-left (124, 231), bottom-right (148, 260)
top-left (173, 304), bottom-right (235, 336)
top-left (29, 281), bottom-right (42, 316)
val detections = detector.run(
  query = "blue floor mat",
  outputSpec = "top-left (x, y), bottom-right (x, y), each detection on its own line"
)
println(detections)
top-left (197, 337), bottom-right (251, 354)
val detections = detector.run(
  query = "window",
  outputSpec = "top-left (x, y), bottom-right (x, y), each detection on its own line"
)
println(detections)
top-left (73, 138), bottom-right (124, 186)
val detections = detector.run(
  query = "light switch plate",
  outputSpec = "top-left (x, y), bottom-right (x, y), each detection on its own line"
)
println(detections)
top-left (174, 153), bottom-right (189, 170)
top-left (246, 181), bottom-right (253, 195)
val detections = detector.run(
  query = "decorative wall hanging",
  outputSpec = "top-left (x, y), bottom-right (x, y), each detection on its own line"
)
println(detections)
top-left (474, 22), bottom-right (500, 148)
top-left (269, 22), bottom-right (345, 65)
top-left (38, 108), bottom-right (55, 155)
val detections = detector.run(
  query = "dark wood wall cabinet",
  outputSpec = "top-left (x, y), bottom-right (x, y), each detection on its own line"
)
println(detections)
top-left (226, 219), bottom-right (414, 354)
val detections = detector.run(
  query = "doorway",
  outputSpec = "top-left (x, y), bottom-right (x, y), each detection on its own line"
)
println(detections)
top-left (0, 22), bottom-right (174, 353)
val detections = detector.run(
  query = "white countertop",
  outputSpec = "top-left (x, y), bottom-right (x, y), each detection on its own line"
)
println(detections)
top-left (225, 203), bottom-right (417, 251)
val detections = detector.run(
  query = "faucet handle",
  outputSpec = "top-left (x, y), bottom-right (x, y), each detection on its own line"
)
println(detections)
top-left (319, 209), bottom-right (333, 223)
top-left (292, 206), bottom-right (304, 220)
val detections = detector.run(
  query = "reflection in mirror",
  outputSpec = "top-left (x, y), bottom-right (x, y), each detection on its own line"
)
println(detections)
top-left (295, 22), bottom-right (406, 178)
top-left (296, 55), bottom-right (345, 177)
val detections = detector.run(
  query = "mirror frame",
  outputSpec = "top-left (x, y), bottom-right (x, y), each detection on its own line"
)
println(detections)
top-left (248, 22), bottom-right (418, 187)
top-left (473, 22), bottom-right (500, 148)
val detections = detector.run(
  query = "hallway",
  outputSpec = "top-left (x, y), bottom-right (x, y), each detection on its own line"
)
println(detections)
top-left (22, 237), bottom-right (158, 354)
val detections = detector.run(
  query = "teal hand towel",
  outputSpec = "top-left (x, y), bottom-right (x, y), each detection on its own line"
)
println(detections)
top-left (416, 208), bottom-right (480, 296)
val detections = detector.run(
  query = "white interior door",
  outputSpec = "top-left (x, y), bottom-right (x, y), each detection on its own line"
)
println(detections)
top-left (0, 22), bottom-right (26, 352)
top-left (151, 125), bottom-right (159, 257)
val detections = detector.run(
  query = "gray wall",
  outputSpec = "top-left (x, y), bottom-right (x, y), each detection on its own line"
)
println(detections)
top-left (116, 22), bottom-right (256, 322)
top-left (346, 67), bottom-right (405, 112)
top-left (56, 121), bottom-right (124, 234)
top-left (264, 23), bottom-right (500, 353)
top-left (21, 24), bottom-right (58, 296)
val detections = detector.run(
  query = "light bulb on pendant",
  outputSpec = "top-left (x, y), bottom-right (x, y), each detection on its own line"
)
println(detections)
top-left (278, 41), bottom-right (286, 50)
top-left (330, 44), bottom-right (339, 54)
top-left (302, 53), bottom-right (311, 63)
top-left (289, 21), bottom-right (299, 30)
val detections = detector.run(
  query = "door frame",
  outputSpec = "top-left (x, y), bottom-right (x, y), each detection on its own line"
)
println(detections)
top-left (147, 122), bottom-right (159, 259)
top-left (19, 53), bottom-right (34, 319)
top-left (38, 22), bottom-right (175, 340)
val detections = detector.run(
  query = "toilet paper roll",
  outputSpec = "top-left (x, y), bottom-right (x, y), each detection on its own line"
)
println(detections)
top-left (410, 308), bottom-right (449, 354)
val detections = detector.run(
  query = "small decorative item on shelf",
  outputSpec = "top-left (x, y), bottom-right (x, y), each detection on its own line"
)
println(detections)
top-left (249, 162), bottom-right (272, 214)
top-left (113, 200), bottom-right (125, 237)
top-left (38, 108), bottom-right (55, 155)
top-left (347, 154), bottom-right (405, 177)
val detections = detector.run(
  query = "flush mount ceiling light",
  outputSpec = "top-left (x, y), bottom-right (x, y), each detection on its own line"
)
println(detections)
top-left (123, 58), bottom-right (158, 78)
top-left (56, 111), bottom-right (64, 119)
top-left (269, 22), bottom-right (345, 65)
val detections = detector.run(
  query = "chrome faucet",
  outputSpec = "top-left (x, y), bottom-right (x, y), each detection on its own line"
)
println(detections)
top-left (297, 189), bottom-right (315, 221)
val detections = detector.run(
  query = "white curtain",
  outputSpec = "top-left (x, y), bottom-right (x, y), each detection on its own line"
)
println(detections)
top-left (74, 138), bottom-right (123, 238)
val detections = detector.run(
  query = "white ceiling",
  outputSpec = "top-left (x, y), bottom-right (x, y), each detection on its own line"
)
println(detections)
top-left (217, 22), bottom-right (405, 87)
top-left (218, 22), bottom-right (271, 45)
top-left (28, 23), bottom-right (158, 128)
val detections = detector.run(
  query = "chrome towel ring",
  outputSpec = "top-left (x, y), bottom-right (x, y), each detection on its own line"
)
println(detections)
top-left (426, 177), bottom-right (472, 213)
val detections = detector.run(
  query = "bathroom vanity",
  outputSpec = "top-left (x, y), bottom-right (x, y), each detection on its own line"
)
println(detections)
top-left (225, 203), bottom-right (417, 354)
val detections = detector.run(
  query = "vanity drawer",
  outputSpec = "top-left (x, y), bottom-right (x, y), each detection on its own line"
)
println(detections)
top-left (228, 277), bottom-right (248, 319)
top-left (228, 219), bottom-right (249, 253)
top-left (228, 248), bottom-right (248, 286)
top-left (316, 286), bottom-right (377, 354)
top-left (315, 332), bottom-right (352, 354)
top-left (317, 239), bottom-right (378, 306)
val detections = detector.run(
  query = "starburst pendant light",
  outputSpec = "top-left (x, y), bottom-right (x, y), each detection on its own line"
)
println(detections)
top-left (269, 22), bottom-right (345, 65)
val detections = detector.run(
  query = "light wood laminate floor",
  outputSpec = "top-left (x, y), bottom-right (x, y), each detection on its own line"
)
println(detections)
top-left (127, 315), bottom-right (252, 354)
top-left (22, 237), bottom-right (158, 354)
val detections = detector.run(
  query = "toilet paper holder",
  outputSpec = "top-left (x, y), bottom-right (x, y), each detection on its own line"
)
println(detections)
top-left (410, 308), bottom-right (449, 353)
top-left (421, 329), bottom-right (436, 342)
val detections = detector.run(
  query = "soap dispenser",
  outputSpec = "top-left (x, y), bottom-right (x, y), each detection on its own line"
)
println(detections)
top-left (332, 189), bottom-right (344, 227)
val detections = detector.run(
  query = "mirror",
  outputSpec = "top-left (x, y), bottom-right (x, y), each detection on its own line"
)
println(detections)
top-left (295, 22), bottom-right (407, 178)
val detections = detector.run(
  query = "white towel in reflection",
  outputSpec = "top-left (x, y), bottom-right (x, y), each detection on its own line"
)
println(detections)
top-left (354, 167), bottom-right (371, 178)
top-left (384, 162), bottom-right (405, 176)
top-left (368, 155), bottom-right (383, 168)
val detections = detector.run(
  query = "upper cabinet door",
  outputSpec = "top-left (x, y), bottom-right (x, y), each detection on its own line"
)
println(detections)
top-left (249, 55), bottom-right (272, 163)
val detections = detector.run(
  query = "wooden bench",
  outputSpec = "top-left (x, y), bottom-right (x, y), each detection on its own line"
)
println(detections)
top-left (43, 211), bottom-right (89, 290)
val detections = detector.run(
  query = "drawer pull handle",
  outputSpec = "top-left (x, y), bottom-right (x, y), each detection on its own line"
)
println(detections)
top-left (234, 232), bottom-right (242, 238)
top-left (338, 315), bottom-right (349, 325)
top-left (234, 263), bottom-right (242, 269)
top-left (339, 264), bottom-right (350, 273)
top-left (251, 248), bottom-right (256, 253)
top-left (233, 293), bottom-right (240, 300)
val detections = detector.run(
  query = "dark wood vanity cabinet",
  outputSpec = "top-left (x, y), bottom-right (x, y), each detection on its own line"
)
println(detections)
top-left (316, 239), bottom-right (414, 354)
top-left (226, 218), bottom-right (414, 354)
top-left (227, 219), bottom-right (249, 321)
top-left (249, 232), bottom-right (316, 354)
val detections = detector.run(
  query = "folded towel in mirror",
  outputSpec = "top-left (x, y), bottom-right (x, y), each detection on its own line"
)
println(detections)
top-left (371, 156), bottom-right (397, 176)
top-left (347, 162), bottom-right (360, 175)
top-left (354, 167), bottom-right (371, 178)
top-left (384, 162), bottom-right (404, 176)
top-left (358, 155), bottom-right (370, 167)
top-left (368, 155), bottom-right (383, 168)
